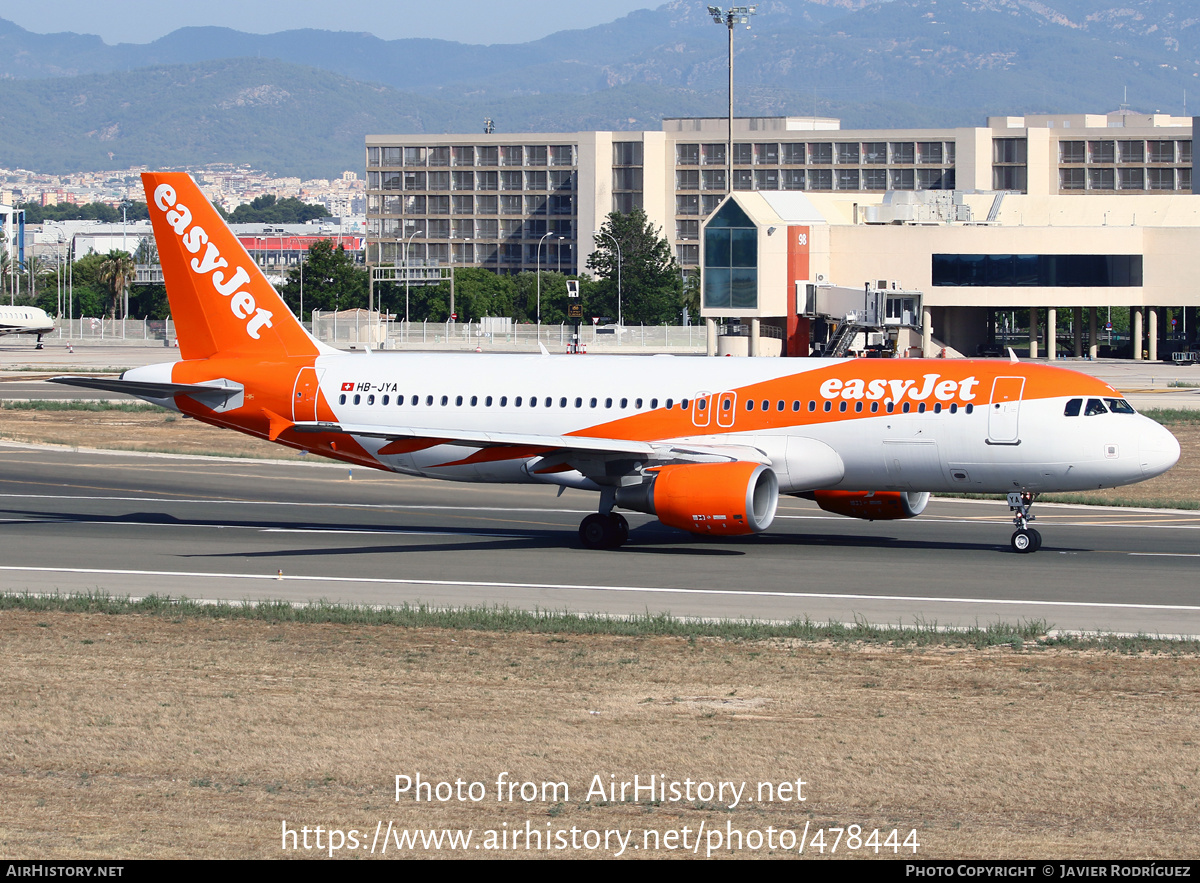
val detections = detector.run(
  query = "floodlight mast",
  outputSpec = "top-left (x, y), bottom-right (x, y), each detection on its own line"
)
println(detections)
top-left (708, 6), bottom-right (757, 195)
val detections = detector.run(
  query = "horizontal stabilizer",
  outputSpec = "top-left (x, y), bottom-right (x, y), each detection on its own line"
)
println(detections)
top-left (50, 376), bottom-right (245, 411)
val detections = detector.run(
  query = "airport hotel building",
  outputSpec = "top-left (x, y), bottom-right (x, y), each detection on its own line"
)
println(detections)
top-left (366, 111), bottom-right (1198, 358)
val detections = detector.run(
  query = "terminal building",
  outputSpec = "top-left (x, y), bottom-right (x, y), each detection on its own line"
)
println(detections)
top-left (365, 111), bottom-right (1198, 358)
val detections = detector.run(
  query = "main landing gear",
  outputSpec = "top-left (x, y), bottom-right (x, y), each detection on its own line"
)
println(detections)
top-left (579, 512), bottom-right (629, 550)
top-left (1008, 491), bottom-right (1041, 553)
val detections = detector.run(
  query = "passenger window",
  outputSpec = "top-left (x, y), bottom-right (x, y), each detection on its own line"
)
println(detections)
top-left (455, 395), bottom-right (463, 406)
top-left (605, 398), bottom-right (613, 408)
top-left (777, 400), bottom-right (784, 412)
top-left (1064, 398), bottom-right (1082, 417)
top-left (808, 401), bottom-right (816, 412)
top-left (338, 394), bottom-right (346, 405)
top-left (902, 402), bottom-right (911, 413)
top-left (697, 399), bottom-right (706, 411)
top-left (635, 398), bottom-right (643, 409)
top-left (823, 401), bottom-right (832, 412)
top-left (471, 396), bottom-right (478, 406)
top-left (651, 398), bottom-right (659, 409)
top-left (413, 395), bottom-right (420, 406)
top-left (1085, 398), bottom-right (1107, 416)
top-left (746, 400), bottom-right (755, 411)
top-left (949, 403), bottom-right (957, 414)
top-left (382, 395), bottom-right (389, 405)
top-left (621, 398), bottom-right (628, 409)
top-left (681, 399), bottom-right (689, 409)
top-left (441, 395), bottom-right (448, 406)
top-left (870, 402), bottom-right (879, 413)
top-left (933, 403), bottom-right (941, 414)
top-left (500, 396), bottom-right (508, 406)
top-left (855, 401), bottom-right (863, 413)
top-left (665, 398), bottom-right (673, 409)
top-left (574, 397), bottom-right (582, 408)
top-left (590, 398), bottom-right (597, 408)
top-left (560, 398), bottom-right (567, 408)
top-left (353, 394), bottom-right (361, 405)
top-left (839, 401), bottom-right (847, 412)
top-left (529, 397), bottom-right (536, 407)
top-left (545, 397), bottom-right (552, 408)
top-left (515, 396), bottom-right (523, 407)
top-left (918, 402), bottom-right (925, 413)
top-left (965, 404), bottom-right (974, 414)
top-left (486, 396), bottom-right (493, 406)
top-left (792, 401), bottom-right (800, 411)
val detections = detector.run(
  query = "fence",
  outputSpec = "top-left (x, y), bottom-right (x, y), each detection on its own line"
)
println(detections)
top-left (308, 312), bottom-right (708, 353)
top-left (51, 317), bottom-right (176, 342)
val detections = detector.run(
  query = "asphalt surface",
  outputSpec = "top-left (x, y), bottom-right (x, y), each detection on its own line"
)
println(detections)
top-left (1, 444), bottom-right (1197, 636)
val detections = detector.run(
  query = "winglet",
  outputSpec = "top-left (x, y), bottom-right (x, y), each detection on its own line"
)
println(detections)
top-left (1008, 347), bottom-right (1019, 363)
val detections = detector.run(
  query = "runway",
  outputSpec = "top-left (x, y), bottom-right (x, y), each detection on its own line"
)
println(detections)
top-left (2, 443), bottom-right (1198, 636)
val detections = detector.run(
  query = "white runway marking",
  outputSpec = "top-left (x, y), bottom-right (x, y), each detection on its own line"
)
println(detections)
top-left (2, 565), bottom-right (1199, 613)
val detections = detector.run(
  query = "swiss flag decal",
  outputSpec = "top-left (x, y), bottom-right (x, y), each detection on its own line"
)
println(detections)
top-left (341, 382), bottom-right (354, 391)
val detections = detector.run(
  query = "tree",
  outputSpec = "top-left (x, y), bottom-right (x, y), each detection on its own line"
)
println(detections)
top-left (228, 195), bottom-right (327, 224)
top-left (278, 240), bottom-right (368, 319)
top-left (97, 250), bottom-right (135, 318)
top-left (586, 208), bottom-right (683, 326)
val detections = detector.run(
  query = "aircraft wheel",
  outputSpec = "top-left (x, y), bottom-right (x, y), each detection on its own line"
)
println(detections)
top-left (1011, 529), bottom-right (1037, 554)
top-left (1029, 528), bottom-right (1042, 552)
top-left (579, 513), bottom-right (614, 550)
top-left (608, 513), bottom-right (629, 546)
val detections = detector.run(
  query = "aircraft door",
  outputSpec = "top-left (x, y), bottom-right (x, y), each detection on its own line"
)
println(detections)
top-left (716, 391), bottom-right (737, 428)
top-left (691, 392), bottom-right (712, 428)
top-left (988, 376), bottom-right (1025, 444)
top-left (292, 367), bottom-right (325, 423)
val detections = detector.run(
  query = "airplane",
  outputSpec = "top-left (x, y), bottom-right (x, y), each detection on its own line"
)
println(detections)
top-left (0, 305), bottom-right (55, 348)
top-left (52, 172), bottom-right (1180, 553)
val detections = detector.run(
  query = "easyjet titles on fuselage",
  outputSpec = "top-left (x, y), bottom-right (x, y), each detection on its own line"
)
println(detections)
top-left (819, 373), bottom-right (980, 404)
top-left (152, 183), bottom-right (275, 340)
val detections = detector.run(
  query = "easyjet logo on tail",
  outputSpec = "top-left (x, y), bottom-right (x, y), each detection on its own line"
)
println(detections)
top-left (153, 183), bottom-right (274, 340)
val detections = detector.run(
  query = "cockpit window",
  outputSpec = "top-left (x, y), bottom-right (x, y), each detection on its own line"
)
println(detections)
top-left (1064, 398), bottom-right (1082, 417)
top-left (1084, 398), bottom-right (1108, 416)
top-left (1105, 398), bottom-right (1136, 414)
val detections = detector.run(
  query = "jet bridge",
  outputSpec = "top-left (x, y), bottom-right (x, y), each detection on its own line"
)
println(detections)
top-left (800, 281), bottom-right (925, 358)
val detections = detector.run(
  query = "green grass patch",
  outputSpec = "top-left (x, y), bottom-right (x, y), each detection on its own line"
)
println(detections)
top-left (1166, 381), bottom-right (1200, 389)
top-left (0, 592), bottom-right (1195, 653)
top-left (1, 399), bottom-right (164, 412)
top-left (1140, 407), bottom-right (1200, 425)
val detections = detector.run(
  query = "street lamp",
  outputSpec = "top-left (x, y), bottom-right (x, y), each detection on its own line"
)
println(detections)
top-left (708, 5), bottom-right (757, 194)
top-left (593, 229), bottom-right (622, 327)
top-left (403, 224), bottom-right (419, 324)
top-left (536, 229), bottom-right (554, 327)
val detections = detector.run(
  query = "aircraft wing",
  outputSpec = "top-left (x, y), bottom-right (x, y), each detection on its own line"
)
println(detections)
top-left (292, 419), bottom-right (771, 465)
top-left (49, 376), bottom-right (245, 411)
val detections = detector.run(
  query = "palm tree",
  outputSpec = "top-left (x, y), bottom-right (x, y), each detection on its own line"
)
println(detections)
top-left (98, 250), bottom-right (135, 318)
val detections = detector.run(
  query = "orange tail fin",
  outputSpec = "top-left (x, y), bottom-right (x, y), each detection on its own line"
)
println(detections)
top-left (143, 172), bottom-right (329, 361)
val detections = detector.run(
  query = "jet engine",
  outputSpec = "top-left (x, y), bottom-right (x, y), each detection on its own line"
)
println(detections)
top-left (810, 490), bottom-right (930, 521)
top-left (615, 462), bottom-right (779, 536)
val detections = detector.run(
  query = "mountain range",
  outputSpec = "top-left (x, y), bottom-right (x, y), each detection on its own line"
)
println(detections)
top-left (0, 0), bottom-right (1196, 178)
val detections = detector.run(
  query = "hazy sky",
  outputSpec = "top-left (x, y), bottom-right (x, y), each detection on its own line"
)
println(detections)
top-left (0, 0), bottom-right (658, 45)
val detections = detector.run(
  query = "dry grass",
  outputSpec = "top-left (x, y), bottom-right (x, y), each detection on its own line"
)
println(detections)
top-left (0, 610), bottom-right (1197, 859)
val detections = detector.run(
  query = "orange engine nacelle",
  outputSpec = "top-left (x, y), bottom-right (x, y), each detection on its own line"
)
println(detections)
top-left (812, 490), bottom-right (930, 521)
top-left (615, 462), bottom-right (779, 536)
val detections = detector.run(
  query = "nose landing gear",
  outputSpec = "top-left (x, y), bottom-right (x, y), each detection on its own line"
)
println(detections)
top-left (1008, 491), bottom-right (1042, 553)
